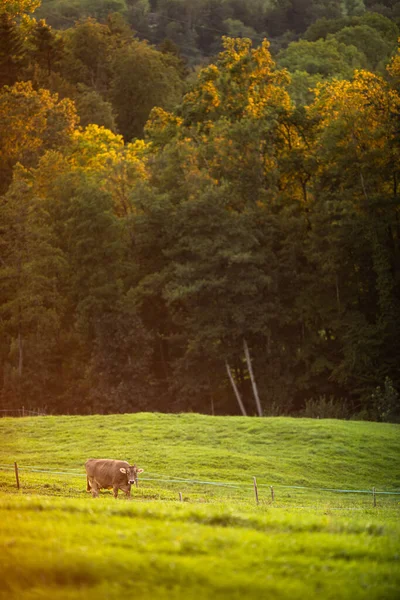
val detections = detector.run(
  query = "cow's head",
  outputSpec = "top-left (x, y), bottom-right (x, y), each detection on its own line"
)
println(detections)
top-left (120, 464), bottom-right (144, 485)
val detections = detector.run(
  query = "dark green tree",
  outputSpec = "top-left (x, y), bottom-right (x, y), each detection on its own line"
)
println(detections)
top-left (111, 40), bottom-right (183, 139)
top-left (0, 13), bottom-right (24, 87)
top-left (277, 37), bottom-right (366, 78)
top-left (60, 18), bottom-right (118, 94)
top-left (30, 19), bottom-right (64, 76)
top-left (75, 88), bottom-right (118, 131)
top-left (333, 24), bottom-right (396, 69)
top-left (0, 177), bottom-right (66, 408)
top-left (87, 300), bottom-right (156, 413)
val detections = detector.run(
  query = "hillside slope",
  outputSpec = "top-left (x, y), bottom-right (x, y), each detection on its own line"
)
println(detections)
top-left (1, 414), bottom-right (399, 499)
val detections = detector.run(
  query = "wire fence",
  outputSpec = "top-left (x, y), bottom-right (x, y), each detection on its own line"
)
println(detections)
top-left (1, 463), bottom-right (400, 507)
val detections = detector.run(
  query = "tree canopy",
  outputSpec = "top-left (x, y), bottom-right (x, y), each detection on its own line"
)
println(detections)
top-left (0, 0), bottom-right (399, 420)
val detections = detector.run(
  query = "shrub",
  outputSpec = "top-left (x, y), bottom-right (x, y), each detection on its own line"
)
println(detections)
top-left (301, 395), bottom-right (351, 419)
top-left (371, 377), bottom-right (400, 423)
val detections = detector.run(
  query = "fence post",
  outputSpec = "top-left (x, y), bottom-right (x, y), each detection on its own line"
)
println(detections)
top-left (179, 492), bottom-right (183, 502)
top-left (22, 406), bottom-right (25, 417)
top-left (270, 485), bottom-right (274, 502)
top-left (253, 477), bottom-right (259, 505)
top-left (373, 487), bottom-right (376, 507)
top-left (14, 462), bottom-right (20, 489)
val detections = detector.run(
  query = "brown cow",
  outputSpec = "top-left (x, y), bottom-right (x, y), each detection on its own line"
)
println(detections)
top-left (85, 458), bottom-right (144, 498)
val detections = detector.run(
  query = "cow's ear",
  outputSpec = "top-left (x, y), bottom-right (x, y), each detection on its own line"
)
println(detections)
top-left (120, 468), bottom-right (127, 474)
top-left (137, 468), bottom-right (144, 474)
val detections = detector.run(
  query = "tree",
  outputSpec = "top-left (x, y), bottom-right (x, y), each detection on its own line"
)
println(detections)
top-left (137, 37), bottom-right (315, 413)
top-left (126, 0), bottom-right (151, 37)
top-left (31, 172), bottom-right (131, 411)
top-left (277, 37), bottom-right (366, 79)
top-left (161, 184), bottom-right (279, 413)
top-left (0, 175), bottom-right (66, 407)
top-left (180, 37), bottom-right (290, 126)
top-left (87, 300), bottom-right (155, 413)
top-left (0, 81), bottom-right (78, 194)
top-left (286, 70), bottom-right (323, 106)
top-left (0, 13), bottom-right (25, 87)
top-left (222, 17), bottom-right (258, 40)
top-left (0, 0), bottom-right (40, 18)
top-left (60, 18), bottom-right (120, 94)
top-left (30, 19), bottom-right (64, 76)
top-left (75, 88), bottom-right (118, 131)
top-left (343, 0), bottom-right (366, 16)
top-left (61, 178), bottom-right (126, 335)
top-left (305, 70), bottom-right (400, 401)
top-left (111, 40), bottom-right (183, 140)
top-left (82, 0), bottom-right (128, 22)
top-left (65, 123), bottom-right (150, 215)
top-left (333, 24), bottom-right (396, 69)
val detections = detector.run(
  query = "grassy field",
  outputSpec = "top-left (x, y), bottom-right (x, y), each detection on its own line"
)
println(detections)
top-left (0, 413), bottom-right (399, 599)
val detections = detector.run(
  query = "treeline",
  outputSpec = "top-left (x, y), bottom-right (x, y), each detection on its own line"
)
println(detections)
top-left (2, 1), bottom-right (399, 144)
top-left (37, 0), bottom-right (400, 65)
top-left (1, 1), bottom-right (400, 419)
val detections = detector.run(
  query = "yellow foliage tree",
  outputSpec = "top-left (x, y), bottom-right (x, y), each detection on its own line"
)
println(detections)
top-left (145, 37), bottom-right (309, 208)
top-left (67, 124), bottom-right (150, 216)
top-left (0, 0), bottom-right (40, 17)
top-left (308, 70), bottom-right (400, 204)
top-left (0, 81), bottom-right (78, 193)
top-left (387, 39), bottom-right (400, 82)
top-left (181, 37), bottom-right (291, 126)
top-left (24, 124), bottom-right (150, 218)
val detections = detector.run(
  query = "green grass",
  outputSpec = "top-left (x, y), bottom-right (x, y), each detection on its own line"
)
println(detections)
top-left (0, 413), bottom-right (399, 599)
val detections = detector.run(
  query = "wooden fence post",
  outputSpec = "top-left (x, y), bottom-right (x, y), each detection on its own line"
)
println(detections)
top-left (179, 492), bottom-right (183, 502)
top-left (253, 477), bottom-right (259, 505)
top-left (270, 485), bottom-right (274, 502)
top-left (373, 487), bottom-right (376, 507)
top-left (14, 462), bottom-right (20, 489)
top-left (22, 406), bottom-right (25, 417)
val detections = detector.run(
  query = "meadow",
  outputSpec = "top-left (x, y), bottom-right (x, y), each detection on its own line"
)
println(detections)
top-left (0, 413), bottom-right (399, 599)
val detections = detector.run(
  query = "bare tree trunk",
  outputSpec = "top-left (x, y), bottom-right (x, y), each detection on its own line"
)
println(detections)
top-left (225, 361), bottom-right (247, 416)
top-left (243, 339), bottom-right (262, 417)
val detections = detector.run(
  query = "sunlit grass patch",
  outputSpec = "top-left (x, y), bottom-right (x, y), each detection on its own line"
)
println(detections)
top-left (0, 494), bottom-right (399, 600)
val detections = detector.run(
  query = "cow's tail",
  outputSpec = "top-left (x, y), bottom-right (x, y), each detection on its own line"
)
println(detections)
top-left (86, 476), bottom-right (91, 492)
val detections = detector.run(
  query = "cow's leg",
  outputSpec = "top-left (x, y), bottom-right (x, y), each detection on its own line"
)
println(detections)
top-left (113, 485), bottom-right (119, 498)
top-left (91, 480), bottom-right (99, 498)
top-left (120, 485), bottom-right (131, 499)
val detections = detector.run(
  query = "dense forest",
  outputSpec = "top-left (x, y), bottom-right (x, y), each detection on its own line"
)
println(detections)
top-left (0, 0), bottom-right (399, 419)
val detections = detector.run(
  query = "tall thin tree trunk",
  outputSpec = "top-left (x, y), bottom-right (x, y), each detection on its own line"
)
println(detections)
top-left (243, 339), bottom-right (262, 417)
top-left (225, 360), bottom-right (247, 416)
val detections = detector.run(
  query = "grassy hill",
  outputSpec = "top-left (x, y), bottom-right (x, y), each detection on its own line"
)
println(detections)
top-left (0, 413), bottom-right (399, 599)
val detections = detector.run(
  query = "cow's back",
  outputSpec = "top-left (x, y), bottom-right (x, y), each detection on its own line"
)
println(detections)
top-left (85, 459), bottom-right (129, 487)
